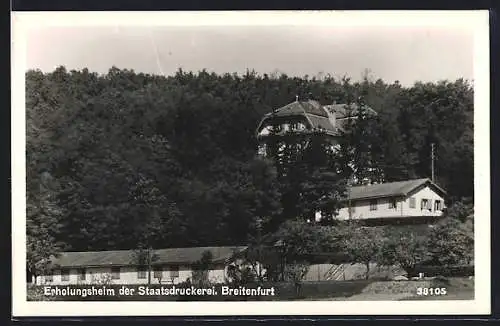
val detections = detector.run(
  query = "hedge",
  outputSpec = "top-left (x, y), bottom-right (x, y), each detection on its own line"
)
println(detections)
top-left (406, 265), bottom-right (474, 277)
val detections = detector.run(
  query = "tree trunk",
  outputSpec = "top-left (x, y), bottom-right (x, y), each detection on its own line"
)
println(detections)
top-left (365, 261), bottom-right (370, 280)
top-left (295, 281), bottom-right (301, 298)
top-left (147, 248), bottom-right (151, 285)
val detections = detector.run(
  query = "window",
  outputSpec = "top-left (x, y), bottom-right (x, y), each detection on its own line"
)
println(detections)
top-left (61, 269), bottom-right (70, 282)
top-left (111, 267), bottom-right (120, 280)
top-left (389, 199), bottom-right (397, 209)
top-left (421, 199), bottom-right (431, 211)
top-left (78, 268), bottom-right (86, 281)
top-left (45, 271), bottom-right (53, 283)
top-left (369, 200), bottom-right (378, 211)
top-left (435, 200), bottom-right (443, 211)
top-left (137, 266), bottom-right (147, 279)
top-left (153, 266), bottom-right (163, 279)
top-left (169, 266), bottom-right (180, 278)
top-left (409, 197), bottom-right (416, 208)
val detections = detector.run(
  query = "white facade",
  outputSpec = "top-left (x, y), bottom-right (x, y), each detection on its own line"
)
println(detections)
top-left (35, 264), bottom-right (229, 285)
top-left (336, 185), bottom-right (445, 220)
top-left (257, 122), bottom-right (308, 137)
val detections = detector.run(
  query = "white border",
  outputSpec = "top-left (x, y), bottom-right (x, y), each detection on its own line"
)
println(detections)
top-left (11, 10), bottom-right (490, 316)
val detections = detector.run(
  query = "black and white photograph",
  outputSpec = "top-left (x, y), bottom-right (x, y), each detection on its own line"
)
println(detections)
top-left (12, 11), bottom-right (490, 316)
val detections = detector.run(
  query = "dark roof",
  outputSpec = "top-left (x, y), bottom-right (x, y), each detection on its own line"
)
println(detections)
top-left (257, 100), bottom-right (339, 136)
top-left (324, 103), bottom-right (378, 119)
top-left (348, 178), bottom-right (446, 201)
top-left (49, 246), bottom-right (248, 268)
top-left (306, 114), bottom-right (337, 133)
top-left (257, 100), bottom-right (378, 137)
top-left (269, 100), bottom-right (329, 118)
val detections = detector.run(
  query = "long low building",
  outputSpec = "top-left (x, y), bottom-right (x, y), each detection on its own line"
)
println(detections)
top-left (333, 178), bottom-right (447, 223)
top-left (34, 246), bottom-right (248, 285)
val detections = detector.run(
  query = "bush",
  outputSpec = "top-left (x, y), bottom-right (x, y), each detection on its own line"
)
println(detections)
top-left (27, 284), bottom-right (55, 301)
top-left (378, 229), bottom-right (428, 274)
top-left (406, 265), bottom-right (474, 277)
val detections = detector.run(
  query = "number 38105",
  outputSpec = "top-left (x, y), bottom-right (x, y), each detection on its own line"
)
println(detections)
top-left (416, 287), bottom-right (447, 296)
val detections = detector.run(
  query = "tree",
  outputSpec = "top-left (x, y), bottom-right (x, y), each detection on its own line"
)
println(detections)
top-left (285, 262), bottom-right (310, 298)
top-left (444, 200), bottom-right (473, 222)
top-left (131, 246), bottom-right (159, 285)
top-left (192, 251), bottom-right (214, 286)
top-left (265, 130), bottom-right (348, 226)
top-left (344, 223), bottom-right (384, 279)
top-left (378, 229), bottom-right (428, 274)
top-left (426, 217), bottom-right (474, 266)
top-left (272, 218), bottom-right (327, 288)
top-left (26, 172), bottom-right (65, 282)
top-left (25, 67), bottom-right (474, 254)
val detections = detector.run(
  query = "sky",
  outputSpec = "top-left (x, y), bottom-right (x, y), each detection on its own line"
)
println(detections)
top-left (24, 18), bottom-right (475, 87)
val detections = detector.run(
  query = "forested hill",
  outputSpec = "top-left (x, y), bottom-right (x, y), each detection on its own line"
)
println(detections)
top-left (26, 66), bottom-right (473, 254)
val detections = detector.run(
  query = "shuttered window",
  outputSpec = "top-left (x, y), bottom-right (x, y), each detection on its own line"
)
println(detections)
top-left (78, 268), bottom-right (86, 281)
top-left (61, 269), bottom-right (70, 282)
top-left (153, 266), bottom-right (163, 279)
top-left (137, 266), bottom-right (147, 279)
top-left (409, 197), bottom-right (416, 208)
top-left (169, 266), bottom-right (180, 278)
top-left (111, 267), bottom-right (120, 280)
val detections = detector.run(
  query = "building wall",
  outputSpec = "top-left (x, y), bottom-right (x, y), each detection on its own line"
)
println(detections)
top-left (258, 122), bottom-right (308, 137)
top-left (336, 185), bottom-right (445, 220)
top-left (36, 264), bottom-right (229, 285)
top-left (400, 185), bottom-right (446, 217)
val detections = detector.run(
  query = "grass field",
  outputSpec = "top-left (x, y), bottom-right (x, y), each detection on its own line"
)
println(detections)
top-left (301, 277), bottom-right (474, 301)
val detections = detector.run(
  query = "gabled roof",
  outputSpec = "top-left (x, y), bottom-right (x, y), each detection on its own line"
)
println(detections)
top-left (49, 246), bottom-right (248, 268)
top-left (348, 178), bottom-right (446, 201)
top-left (257, 100), bottom-right (339, 136)
top-left (324, 103), bottom-right (378, 119)
top-left (269, 100), bottom-right (329, 118)
top-left (257, 100), bottom-right (377, 138)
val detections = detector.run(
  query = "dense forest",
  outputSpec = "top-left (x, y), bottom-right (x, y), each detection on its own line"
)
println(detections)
top-left (26, 66), bottom-right (474, 275)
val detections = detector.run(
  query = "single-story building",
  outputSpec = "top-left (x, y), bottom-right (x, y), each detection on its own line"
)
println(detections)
top-left (333, 178), bottom-right (447, 223)
top-left (34, 246), bottom-right (248, 285)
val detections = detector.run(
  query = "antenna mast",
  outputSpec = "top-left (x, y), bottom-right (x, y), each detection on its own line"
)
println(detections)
top-left (431, 143), bottom-right (435, 182)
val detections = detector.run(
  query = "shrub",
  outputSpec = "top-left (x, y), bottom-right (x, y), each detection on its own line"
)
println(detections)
top-left (378, 230), bottom-right (428, 274)
top-left (426, 218), bottom-right (473, 266)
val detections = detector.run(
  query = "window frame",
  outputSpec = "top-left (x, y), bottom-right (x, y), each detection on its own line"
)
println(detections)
top-left (77, 268), bottom-right (86, 281)
top-left (169, 265), bottom-right (180, 278)
top-left (111, 266), bottom-right (121, 280)
top-left (435, 200), bottom-right (442, 211)
top-left (61, 268), bottom-right (70, 282)
top-left (153, 266), bottom-right (163, 279)
top-left (421, 199), bottom-right (429, 210)
top-left (137, 266), bottom-right (147, 279)
top-left (409, 197), bottom-right (416, 208)
top-left (369, 199), bottom-right (378, 211)
top-left (46, 270), bottom-right (54, 282)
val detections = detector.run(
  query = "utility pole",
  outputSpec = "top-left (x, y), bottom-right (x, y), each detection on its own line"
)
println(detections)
top-left (431, 143), bottom-right (435, 182)
top-left (347, 177), bottom-right (352, 219)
